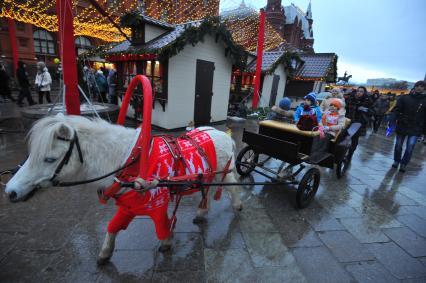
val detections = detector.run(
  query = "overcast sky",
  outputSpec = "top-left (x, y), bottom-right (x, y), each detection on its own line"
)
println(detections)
top-left (220, 0), bottom-right (426, 83)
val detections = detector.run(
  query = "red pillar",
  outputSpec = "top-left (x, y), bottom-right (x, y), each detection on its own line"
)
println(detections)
top-left (57, 0), bottom-right (80, 115)
top-left (252, 8), bottom-right (265, 109)
top-left (7, 18), bottom-right (18, 75)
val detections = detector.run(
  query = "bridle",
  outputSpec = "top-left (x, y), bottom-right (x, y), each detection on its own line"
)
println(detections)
top-left (49, 132), bottom-right (84, 186)
top-left (47, 131), bottom-right (139, 187)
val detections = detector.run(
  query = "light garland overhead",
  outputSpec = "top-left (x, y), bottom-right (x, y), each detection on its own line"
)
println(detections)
top-left (1, 0), bottom-right (283, 51)
top-left (0, 0), bottom-right (139, 42)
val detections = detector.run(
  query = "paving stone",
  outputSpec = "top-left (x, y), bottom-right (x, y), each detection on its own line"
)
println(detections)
top-left (291, 246), bottom-right (354, 283)
top-left (239, 213), bottom-right (278, 233)
top-left (202, 218), bottom-right (245, 250)
top-left (272, 214), bottom-right (323, 248)
top-left (298, 206), bottom-right (345, 232)
top-left (0, 249), bottom-right (59, 283)
top-left (243, 232), bottom-right (295, 267)
top-left (115, 218), bottom-right (159, 250)
top-left (354, 199), bottom-right (403, 228)
top-left (318, 230), bottom-right (375, 262)
top-left (155, 233), bottom-right (204, 271)
top-left (256, 266), bottom-right (307, 283)
top-left (407, 206), bottom-right (426, 220)
top-left (339, 217), bottom-right (390, 243)
top-left (171, 211), bottom-right (203, 233)
top-left (383, 227), bottom-right (426, 257)
top-left (204, 248), bottom-right (257, 282)
top-left (397, 186), bottom-right (426, 203)
top-left (366, 242), bottom-right (426, 279)
top-left (402, 277), bottom-right (426, 283)
top-left (345, 261), bottom-right (400, 283)
top-left (0, 231), bottom-right (23, 261)
top-left (317, 198), bottom-right (361, 218)
top-left (396, 214), bottom-right (426, 237)
top-left (152, 270), bottom-right (205, 283)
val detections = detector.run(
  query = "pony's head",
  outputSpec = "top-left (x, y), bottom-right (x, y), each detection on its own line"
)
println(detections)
top-left (5, 115), bottom-right (84, 202)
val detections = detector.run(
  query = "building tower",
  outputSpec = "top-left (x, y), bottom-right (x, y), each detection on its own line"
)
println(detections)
top-left (265, 0), bottom-right (286, 37)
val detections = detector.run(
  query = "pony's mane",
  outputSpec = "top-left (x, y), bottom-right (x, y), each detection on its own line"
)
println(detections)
top-left (28, 115), bottom-right (115, 163)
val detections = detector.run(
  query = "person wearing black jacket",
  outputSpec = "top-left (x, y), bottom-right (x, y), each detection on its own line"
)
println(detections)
top-left (0, 63), bottom-right (16, 102)
top-left (392, 80), bottom-right (426, 172)
top-left (16, 61), bottom-right (35, 106)
top-left (345, 86), bottom-right (373, 156)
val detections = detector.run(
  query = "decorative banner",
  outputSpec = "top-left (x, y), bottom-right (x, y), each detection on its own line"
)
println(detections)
top-left (252, 8), bottom-right (265, 109)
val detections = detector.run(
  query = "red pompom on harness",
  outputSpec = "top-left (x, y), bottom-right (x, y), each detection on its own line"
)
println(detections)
top-left (99, 129), bottom-right (221, 240)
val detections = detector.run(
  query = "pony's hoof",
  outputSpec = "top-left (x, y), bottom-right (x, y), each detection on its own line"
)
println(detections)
top-left (192, 216), bottom-right (207, 224)
top-left (96, 257), bottom-right (111, 266)
top-left (158, 244), bottom-right (171, 253)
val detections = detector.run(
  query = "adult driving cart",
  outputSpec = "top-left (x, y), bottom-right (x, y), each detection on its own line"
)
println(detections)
top-left (236, 120), bottom-right (361, 208)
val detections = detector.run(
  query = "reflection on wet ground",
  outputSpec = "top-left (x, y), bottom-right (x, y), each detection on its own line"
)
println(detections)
top-left (1, 101), bottom-right (426, 282)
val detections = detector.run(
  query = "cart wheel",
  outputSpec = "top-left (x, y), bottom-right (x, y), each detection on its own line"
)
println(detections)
top-left (236, 146), bottom-right (259, 176)
top-left (336, 148), bottom-right (352, 179)
top-left (296, 168), bottom-right (320, 209)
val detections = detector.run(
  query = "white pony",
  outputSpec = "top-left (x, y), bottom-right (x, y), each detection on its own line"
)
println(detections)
top-left (5, 115), bottom-right (242, 264)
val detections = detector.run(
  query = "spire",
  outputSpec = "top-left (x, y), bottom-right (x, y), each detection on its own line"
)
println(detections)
top-left (240, 0), bottom-right (246, 8)
top-left (306, 0), bottom-right (312, 19)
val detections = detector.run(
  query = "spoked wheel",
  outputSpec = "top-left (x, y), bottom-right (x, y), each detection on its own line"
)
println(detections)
top-left (236, 146), bottom-right (259, 176)
top-left (336, 148), bottom-right (352, 179)
top-left (296, 168), bottom-right (320, 209)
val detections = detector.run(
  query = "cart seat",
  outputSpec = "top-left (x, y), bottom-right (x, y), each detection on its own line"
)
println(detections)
top-left (259, 120), bottom-right (320, 137)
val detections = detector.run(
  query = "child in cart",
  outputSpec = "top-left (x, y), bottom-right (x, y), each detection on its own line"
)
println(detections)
top-left (294, 92), bottom-right (322, 131)
top-left (266, 97), bottom-right (294, 123)
top-left (309, 98), bottom-right (346, 162)
top-left (321, 98), bottom-right (346, 138)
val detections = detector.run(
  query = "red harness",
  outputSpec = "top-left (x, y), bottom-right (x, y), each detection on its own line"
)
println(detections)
top-left (99, 129), bottom-right (225, 240)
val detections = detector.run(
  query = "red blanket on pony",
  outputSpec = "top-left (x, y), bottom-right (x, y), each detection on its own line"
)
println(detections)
top-left (107, 129), bottom-right (217, 240)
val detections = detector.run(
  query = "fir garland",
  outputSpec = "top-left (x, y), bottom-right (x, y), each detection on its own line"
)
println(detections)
top-left (111, 15), bottom-right (248, 69)
top-left (265, 51), bottom-right (302, 78)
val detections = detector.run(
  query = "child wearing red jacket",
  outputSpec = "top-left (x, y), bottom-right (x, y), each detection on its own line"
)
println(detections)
top-left (321, 98), bottom-right (346, 137)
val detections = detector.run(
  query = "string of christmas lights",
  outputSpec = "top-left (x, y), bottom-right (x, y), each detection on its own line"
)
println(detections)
top-left (0, 0), bottom-right (138, 42)
top-left (1, 0), bottom-right (284, 51)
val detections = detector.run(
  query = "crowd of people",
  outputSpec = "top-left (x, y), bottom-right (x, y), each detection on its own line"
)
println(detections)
top-left (81, 66), bottom-right (118, 105)
top-left (267, 80), bottom-right (426, 173)
top-left (0, 61), bottom-right (118, 107)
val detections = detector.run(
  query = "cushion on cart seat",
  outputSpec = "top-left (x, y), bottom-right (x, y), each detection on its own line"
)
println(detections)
top-left (259, 120), bottom-right (320, 137)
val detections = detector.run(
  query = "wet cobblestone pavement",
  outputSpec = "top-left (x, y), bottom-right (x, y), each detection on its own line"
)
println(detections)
top-left (1, 101), bottom-right (426, 283)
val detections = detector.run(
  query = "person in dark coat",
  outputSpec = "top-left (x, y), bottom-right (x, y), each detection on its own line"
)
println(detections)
top-left (372, 94), bottom-right (390, 132)
top-left (392, 80), bottom-right (426, 172)
top-left (345, 86), bottom-right (373, 156)
top-left (16, 61), bottom-right (36, 106)
top-left (0, 63), bottom-right (16, 102)
top-left (95, 70), bottom-right (108, 103)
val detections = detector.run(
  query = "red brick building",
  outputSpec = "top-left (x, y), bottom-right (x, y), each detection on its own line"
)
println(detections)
top-left (265, 0), bottom-right (314, 51)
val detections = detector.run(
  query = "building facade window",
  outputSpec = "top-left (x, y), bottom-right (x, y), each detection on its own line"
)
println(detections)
top-left (122, 60), bottom-right (167, 101)
top-left (33, 30), bottom-right (56, 55)
top-left (75, 36), bottom-right (92, 55)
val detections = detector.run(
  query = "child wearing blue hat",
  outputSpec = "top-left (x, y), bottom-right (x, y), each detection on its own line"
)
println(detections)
top-left (294, 92), bottom-right (322, 130)
top-left (266, 97), bottom-right (294, 122)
